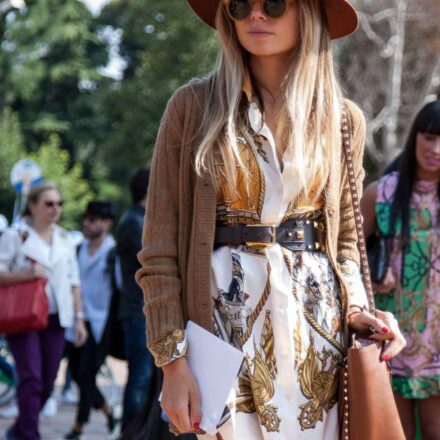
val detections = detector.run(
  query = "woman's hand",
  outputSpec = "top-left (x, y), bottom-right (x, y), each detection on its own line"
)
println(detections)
top-left (74, 318), bottom-right (88, 347)
top-left (348, 308), bottom-right (406, 361)
top-left (21, 263), bottom-right (46, 280)
top-left (161, 357), bottom-right (201, 434)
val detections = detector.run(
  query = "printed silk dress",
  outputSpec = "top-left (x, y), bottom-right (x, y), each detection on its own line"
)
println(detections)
top-left (375, 172), bottom-right (440, 399)
top-left (197, 99), bottom-right (367, 440)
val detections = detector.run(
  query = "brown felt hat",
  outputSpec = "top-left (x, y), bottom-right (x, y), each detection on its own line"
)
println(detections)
top-left (187, 0), bottom-right (359, 40)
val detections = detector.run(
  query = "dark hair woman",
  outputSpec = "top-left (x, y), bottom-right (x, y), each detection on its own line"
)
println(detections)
top-left (0, 182), bottom-right (87, 440)
top-left (136, 1), bottom-right (406, 439)
top-left (362, 100), bottom-right (440, 439)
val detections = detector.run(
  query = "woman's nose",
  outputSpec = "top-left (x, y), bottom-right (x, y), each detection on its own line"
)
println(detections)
top-left (249, 1), bottom-right (266, 20)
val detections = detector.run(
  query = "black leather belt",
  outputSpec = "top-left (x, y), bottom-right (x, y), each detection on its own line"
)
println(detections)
top-left (215, 219), bottom-right (325, 251)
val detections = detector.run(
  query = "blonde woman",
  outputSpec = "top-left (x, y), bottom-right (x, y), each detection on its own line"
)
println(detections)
top-left (136, 0), bottom-right (406, 439)
top-left (0, 182), bottom-right (87, 440)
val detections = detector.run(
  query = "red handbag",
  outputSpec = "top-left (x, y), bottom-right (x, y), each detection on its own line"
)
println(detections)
top-left (0, 277), bottom-right (49, 334)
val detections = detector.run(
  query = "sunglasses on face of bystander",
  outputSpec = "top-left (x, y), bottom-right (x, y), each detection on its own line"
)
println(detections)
top-left (44, 200), bottom-right (63, 208)
top-left (223, 0), bottom-right (293, 21)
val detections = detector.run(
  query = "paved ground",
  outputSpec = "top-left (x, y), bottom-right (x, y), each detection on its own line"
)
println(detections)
top-left (0, 358), bottom-right (127, 440)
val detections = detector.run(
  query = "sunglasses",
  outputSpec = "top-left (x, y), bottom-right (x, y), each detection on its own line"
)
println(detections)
top-left (44, 200), bottom-right (63, 208)
top-left (223, 0), bottom-right (292, 21)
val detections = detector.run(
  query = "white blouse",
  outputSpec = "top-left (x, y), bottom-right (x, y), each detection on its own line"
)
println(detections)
top-left (0, 220), bottom-right (80, 328)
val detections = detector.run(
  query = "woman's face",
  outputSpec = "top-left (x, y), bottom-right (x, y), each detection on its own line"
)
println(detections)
top-left (29, 189), bottom-right (63, 225)
top-left (232, 0), bottom-right (300, 58)
top-left (415, 132), bottom-right (440, 180)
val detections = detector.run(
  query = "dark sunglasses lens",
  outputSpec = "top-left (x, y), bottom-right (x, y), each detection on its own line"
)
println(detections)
top-left (45, 201), bottom-right (63, 208)
top-left (229, 0), bottom-right (252, 20)
top-left (264, 0), bottom-right (287, 18)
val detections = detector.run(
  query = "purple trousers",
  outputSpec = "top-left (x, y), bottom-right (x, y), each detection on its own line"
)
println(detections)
top-left (7, 315), bottom-right (65, 440)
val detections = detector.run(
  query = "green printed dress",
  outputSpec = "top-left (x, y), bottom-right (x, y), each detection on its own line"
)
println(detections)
top-left (375, 172), bottom-right (440, 398)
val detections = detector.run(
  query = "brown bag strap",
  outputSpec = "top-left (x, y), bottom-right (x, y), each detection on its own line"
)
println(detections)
top-left (341, 108), bottom-right (376, 314)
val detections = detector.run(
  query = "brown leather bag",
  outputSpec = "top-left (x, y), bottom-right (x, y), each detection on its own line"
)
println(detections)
top-left (338, 109), bottom-right (405, 440)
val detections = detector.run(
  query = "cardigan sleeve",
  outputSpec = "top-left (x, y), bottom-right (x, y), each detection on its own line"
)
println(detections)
top-left (337, 99), bottom-right (369, 309)
top-left (136, 87), bottom-right (189, 357)
top-left (337, 99), bottom-right (366, 265)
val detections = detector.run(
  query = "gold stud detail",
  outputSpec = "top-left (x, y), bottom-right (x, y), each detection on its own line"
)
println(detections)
top-left (295, 230), bottom-right (304, 240)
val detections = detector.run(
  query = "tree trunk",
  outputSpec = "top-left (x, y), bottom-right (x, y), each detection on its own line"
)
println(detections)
top-left (383, 0), bottom-right (407, 162)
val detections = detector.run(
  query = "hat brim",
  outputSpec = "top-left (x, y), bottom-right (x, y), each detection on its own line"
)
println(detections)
top-left (187, 0), bottom-right (358, 40)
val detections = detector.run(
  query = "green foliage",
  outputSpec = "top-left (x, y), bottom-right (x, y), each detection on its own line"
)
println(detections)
top-left (0, 109), bottom-right (26, 218)
top-left (0, 0), bottom-right (219, 219)
top-left (28, 136), bottom-right (94, 230)
top-left (98, 0), bottom-right (218, 185)
top-left (0, 114), bottom-right (94, 228)
top-left (3, 0), bottom-right (109, 158)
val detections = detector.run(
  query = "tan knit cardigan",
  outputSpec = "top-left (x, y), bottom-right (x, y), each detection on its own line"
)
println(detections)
top-left (136, 77), bottom-right (366, 348)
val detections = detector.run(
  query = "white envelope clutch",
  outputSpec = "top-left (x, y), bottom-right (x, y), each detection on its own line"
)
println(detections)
top-left (160, 321), bottom-right (244, 435)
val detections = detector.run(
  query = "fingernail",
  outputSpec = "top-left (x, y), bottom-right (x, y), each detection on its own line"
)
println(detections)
top-left (194, 422), bottom-right (200, 430)
top-left (381, 355), bottom-right (390, 362)
top-left (381, 327), bottom-right (390, 334)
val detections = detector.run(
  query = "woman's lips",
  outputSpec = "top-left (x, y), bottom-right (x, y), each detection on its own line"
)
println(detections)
top-left (248, 28), bottom-right (274, 36)
top-left (425, 156), bottom-right (440, 167)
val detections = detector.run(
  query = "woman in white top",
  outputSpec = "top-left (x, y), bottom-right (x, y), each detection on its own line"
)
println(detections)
top-left (0, 182), bottom-right (87, 440)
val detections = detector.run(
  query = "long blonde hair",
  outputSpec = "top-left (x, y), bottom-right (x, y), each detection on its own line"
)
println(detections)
top-left (194, 0), bottom-right (343, 200)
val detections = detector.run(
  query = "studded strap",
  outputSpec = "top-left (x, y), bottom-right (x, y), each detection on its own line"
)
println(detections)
top-left (339, 107), bottom-right (377, 440)
top-left (340, 108), bottom-right (376, 314)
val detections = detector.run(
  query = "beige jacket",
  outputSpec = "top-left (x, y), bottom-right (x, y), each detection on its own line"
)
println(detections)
top-left (136, 77), bottom-right (367, 349)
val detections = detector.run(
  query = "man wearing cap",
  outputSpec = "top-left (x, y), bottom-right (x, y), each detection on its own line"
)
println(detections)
top-left (64, 201), bottom-right (119, 440)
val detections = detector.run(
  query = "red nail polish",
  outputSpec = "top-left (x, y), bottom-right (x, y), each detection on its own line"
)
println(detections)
top-left (381, 355), bottom-right (390, 362)
top-left (382, 327), bottom-right (390, 334)
top-left (194, 422), bottom-right (200, 430)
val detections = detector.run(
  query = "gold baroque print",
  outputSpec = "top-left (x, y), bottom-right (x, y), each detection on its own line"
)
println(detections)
top-left (237, 310), bottom-right (281, 433)
top-left (235, 366), bottom-right (255, 414)
top-left (215, 138), bottom-right (265, 224)
top-left (149, 329), bottom-right (187, 367)
top-left (297, 333), bottom-right (341, 430)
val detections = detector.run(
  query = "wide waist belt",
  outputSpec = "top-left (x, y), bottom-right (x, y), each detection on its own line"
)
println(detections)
top-left (214, 219), bottom-right (325, 251)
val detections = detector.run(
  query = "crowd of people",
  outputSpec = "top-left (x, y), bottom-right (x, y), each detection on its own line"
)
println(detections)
top-left (0, 167), bottom-right (185, 440)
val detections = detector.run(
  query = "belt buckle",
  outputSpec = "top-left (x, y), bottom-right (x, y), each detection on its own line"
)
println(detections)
top-left (245, 224), bottom-right (277, 248)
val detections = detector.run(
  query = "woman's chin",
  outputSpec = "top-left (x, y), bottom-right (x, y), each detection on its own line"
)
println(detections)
top-left (245, 45), bottom-right (294, 59)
